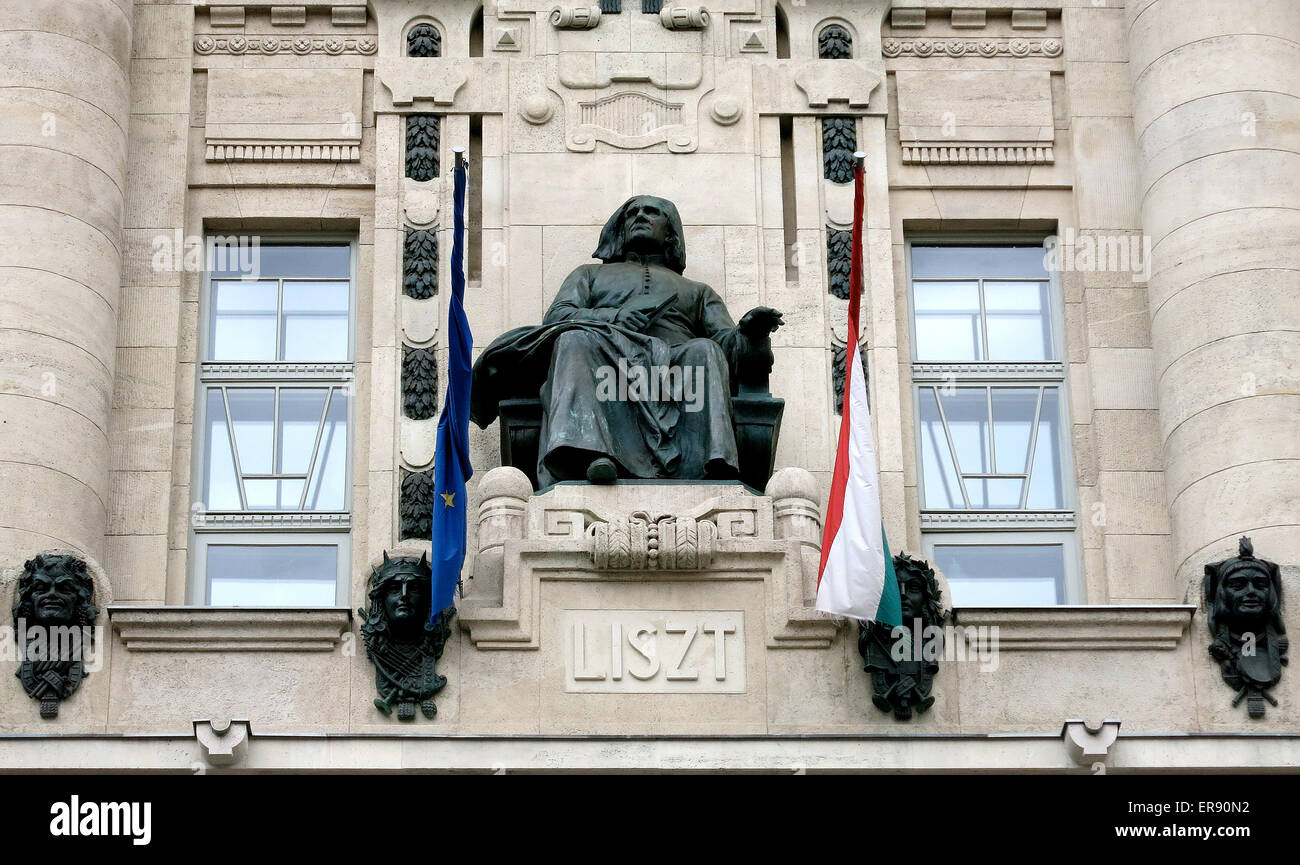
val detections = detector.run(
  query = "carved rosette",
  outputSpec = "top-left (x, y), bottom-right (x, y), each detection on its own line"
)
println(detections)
top-left (590, 513), bottom-right (718, 570)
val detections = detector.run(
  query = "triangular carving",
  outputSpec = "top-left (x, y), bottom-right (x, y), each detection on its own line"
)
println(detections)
top-left (743, 31), bottom-right (765, 51)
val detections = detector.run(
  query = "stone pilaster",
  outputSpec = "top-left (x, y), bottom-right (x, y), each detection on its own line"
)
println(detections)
top-left (0, 0), bottom-right (133, 568)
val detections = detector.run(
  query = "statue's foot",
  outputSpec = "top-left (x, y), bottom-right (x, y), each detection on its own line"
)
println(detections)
top-left (704, 459), bottom-right (739, 481)
top-left (586, 457), bottom-right (617, 484)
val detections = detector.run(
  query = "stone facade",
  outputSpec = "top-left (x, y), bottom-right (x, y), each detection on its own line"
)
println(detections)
top-left (0, 0), bottom-right (1296, 771)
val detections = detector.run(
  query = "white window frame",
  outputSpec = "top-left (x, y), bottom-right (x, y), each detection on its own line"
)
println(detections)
top-left (906, 235), bottom-right (1080, 604)
top-left (189, 236), bottom-right (357, 607)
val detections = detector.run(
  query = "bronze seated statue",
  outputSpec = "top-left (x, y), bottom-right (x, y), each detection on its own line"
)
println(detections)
top-left (471, 195), bottom-right (785, 490)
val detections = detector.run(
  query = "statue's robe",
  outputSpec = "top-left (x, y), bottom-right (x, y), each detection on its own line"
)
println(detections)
top-left (471, 251), bottom-right (750, 486)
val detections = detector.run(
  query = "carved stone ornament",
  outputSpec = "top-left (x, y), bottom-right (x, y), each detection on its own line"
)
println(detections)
top-left (858, 553), bottom-right (946, 721)
top-left (358, 552), bottom-right (452, 721)
top-left (551, 5), bottom-right (601, 29)
top-left (13, 553), bottom-right (99, 719)
top-left (831, 340), bottom-right (867, 416)
top-left (403, 227), bottom-right (438, 298)
top-left (405, 114), bottom-right (440, 181)
top-left (1205, 537), bottom-right (1288, 718)
top-left (401, 345), bottom-right (439, 420)
top-left (590, 512), bottom-right (718, 570)
top-left (399, 468), bottom-right (435, 540)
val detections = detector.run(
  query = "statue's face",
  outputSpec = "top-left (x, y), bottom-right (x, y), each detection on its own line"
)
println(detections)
top-left (900, 574), bottom-right (927, 622)
top-left (27, 564), bottom-right (84, 626)
top-left (383, 573), bottom-right (428, 625)
top-left (623, 198), bottom-right (670, 250)
top-left (1222, 569), bottom-right (1272, 623)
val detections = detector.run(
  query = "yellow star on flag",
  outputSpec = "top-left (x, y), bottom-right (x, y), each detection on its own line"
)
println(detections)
top-left (440, 491), bottom-right (456, 508)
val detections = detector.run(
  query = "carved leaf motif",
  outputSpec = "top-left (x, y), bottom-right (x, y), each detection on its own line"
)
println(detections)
top-left (399, 468), bottom-right (435, 539)
top-left (827, 228), bottom-right (852, 300)
top-left (818, 24), bottom-right (853, 60)
top-left (822, 117), bottom-right (857, 183)
top-left (403, 228), bottom-right (439, 299)
top-left (407, 23), bottom-right (442, 57)
top-left (405, 114), bottom-right (440, 181)
top-left (402, 346), bottom-right (439, 420)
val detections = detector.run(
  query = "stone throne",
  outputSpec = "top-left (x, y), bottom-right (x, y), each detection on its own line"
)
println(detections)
top-left (497, 389), bottom-right (784, 492)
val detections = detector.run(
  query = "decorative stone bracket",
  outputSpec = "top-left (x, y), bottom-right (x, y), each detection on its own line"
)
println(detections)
top-left (459, 467), bottom-right (836, 650)
top-left (753, 59), bottom-right (883, 116)
top-left (1062, 718), bottom-right (1121, 767)
top-left (194, 718), bottom-right (252, 767)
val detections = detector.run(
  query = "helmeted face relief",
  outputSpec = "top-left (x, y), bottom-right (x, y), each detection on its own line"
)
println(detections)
top-left (383, 572), bottom-right (429, 624)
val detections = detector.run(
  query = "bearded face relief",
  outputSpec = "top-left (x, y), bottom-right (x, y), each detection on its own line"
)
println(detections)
top-left (1204, 537), bottom-right (1288, 719)
top-left (859, 553), bottom-right (947, 721)
top-left (12, 553), bottom-right (99, 719)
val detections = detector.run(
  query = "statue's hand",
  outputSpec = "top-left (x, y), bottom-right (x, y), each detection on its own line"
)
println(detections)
top-left (614, 307), bottom-right (651, 333)
top-left (739, 306), bottom-right (784, 340)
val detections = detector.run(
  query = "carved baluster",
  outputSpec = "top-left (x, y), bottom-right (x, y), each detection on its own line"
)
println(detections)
top-left (767, 467), bottom-right (822, 604)
top-left (471, 467), bottom-right (532, 605)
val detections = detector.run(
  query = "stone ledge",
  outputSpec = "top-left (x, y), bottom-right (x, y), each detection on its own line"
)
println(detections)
top-left (109, 607), bottom-right (352, 652)
top-left (951, 605), bottom-right (1196, 651)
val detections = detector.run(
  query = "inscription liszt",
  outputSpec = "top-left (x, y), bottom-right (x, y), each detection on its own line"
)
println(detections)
top-left (564, 610), bottom-right (745, 693)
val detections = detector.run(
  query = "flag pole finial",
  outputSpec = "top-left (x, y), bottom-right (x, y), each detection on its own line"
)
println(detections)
top-left (853, 150), bottom-right (866, 167)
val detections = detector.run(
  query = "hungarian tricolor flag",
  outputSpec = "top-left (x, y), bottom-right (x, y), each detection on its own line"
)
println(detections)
top-left (815, 155), bottom-right (902, 627)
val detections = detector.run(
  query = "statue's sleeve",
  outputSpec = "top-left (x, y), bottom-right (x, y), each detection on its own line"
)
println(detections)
top-left (543, 265), bottom-right (619, 325)
top-left (697, 283), bottom-right (748, 362)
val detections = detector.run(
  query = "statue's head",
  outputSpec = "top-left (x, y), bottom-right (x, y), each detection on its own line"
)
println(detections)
top-left (14, 554), bottom-right (97, 628)
top-left (361, 552), bottom-right (435, 644)
top-left (1206, 537), bottom-right (1283, 637)
top-left (894, 553), bottom-right (944, 628)
top-left (593, 195), bottom-right (687, 274)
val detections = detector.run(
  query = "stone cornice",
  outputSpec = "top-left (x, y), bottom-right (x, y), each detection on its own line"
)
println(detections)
top-left (109, 607), bottom-right (353, 652)
top-left (951, 606), bottom-right (1197, 651)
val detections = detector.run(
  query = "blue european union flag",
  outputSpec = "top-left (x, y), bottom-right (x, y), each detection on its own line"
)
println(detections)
top-left (430, 152), bottom-right (473, 620)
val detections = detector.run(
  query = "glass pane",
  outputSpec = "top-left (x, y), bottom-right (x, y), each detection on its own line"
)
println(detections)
top-left (1026, 389), bottom-right (1066, 509)
top-left (206, 545), bottom-right (337, 606)
top-left (991, 387), bottom-right (1040, 474)
top-left (912, 246), bottom-right (1049, 280)
top-left (985, 281), bottom-right (1053, 360)
top-left (918, 388), bottom-right (963, 509)
top-left (938, 388), bottom-right (990, 474)
top-left (211, 281), bottom-right (277, 361)
top-left (282, 281), bottom-right (350, 361)
top-left (203, 389), bottom-right (241, 510)
top-left (226, 388), bottom-right (274, 474)
top-left (248, 245), bottom-right (351, 280)
top-left (277, 389), bottom-right (329, 475)
top-left (244, 478), bottom-right (306, 510)
top-left (966, 477), bottom-right (1025, 509)
top-left (933, 544), bottom-right (1065, 605)
top-left (913, 281), bottom-right (981, 361)
top-left (305, 391), bottom-right (348, 511)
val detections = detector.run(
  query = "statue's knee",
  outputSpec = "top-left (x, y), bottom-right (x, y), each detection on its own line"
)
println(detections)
top-left (555, 330), bottom-right (595, 354)
top-left (679, 338), bottom-right (724, 365)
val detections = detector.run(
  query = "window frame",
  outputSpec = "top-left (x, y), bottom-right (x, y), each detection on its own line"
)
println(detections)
top-left (920, 530), bottom-right (1083, 608)
top-left (905, 234), bottom-right (1081, 604)
top-left (189, 235), bottom-right (358, 607)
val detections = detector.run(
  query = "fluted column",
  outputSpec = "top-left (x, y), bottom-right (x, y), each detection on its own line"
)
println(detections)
top-left (0, 0), bottom-right (132, 567)
top-left (1127, 0), bottom-right (1300, 580)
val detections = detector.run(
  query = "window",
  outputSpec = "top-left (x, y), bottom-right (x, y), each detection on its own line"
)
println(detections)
top-left (908, 242), bottom-right (1078, 605)
top-left (192, 241), bottom-right (354, 606)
